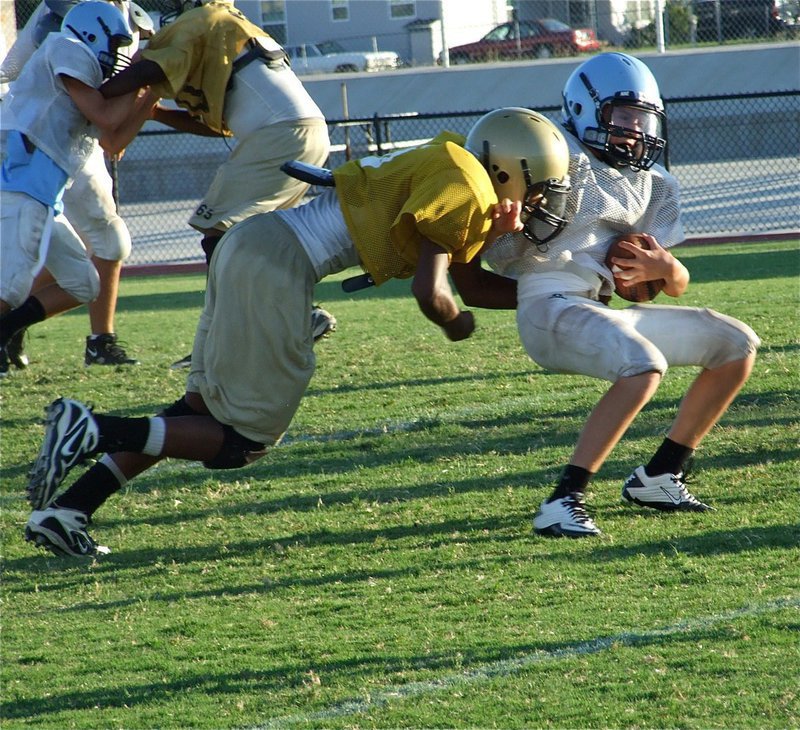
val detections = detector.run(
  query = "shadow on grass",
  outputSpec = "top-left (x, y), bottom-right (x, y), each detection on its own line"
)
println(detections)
top-left (5, 502), bottom-right (797, 599)
top-left (303, 368), bottom-right (548, 398)
top-left (1, 408), bottom-right (772, 520)
top-left (2, 363), bottom-right (795, 485)
top-left (2, 598), bottom-right (794, 721)
top-left (110, 271), bottom-right (413, 311)
top-left (680, 247), bottom-right (799, 284)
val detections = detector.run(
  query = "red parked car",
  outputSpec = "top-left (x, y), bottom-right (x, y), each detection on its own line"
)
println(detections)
top-left (446, 18), bottom-right (601, 63)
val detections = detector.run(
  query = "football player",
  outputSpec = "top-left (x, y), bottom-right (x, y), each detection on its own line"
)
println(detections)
top-left (99, 0), bottom-right (336, 369)
top-left (477, 52), bottom-right (760, 537)
top-left (0, 0), bottom-right (155, 371)
top-left (23, 108), bottom-right (572, 556)
top-left (0, 2), bottom-right (156, 376)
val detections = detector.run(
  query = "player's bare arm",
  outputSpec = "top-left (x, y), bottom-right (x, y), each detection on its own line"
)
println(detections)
top-left (100, 58), bottom-right (166, 98)
top-left (411, 238), bottom-right (475, 341)
top-left (449, 257), bottom-right (517, 310)
top-left (60, 75), bottom-right (154, 154)
top-left (101, 89), bottom-right (160, 154)
top-left (446, 199), bottom-right (520, 310)
top-left (150, 105), bottom-right (224, 137)
top-left (610, 233), bottom-right (689, 297)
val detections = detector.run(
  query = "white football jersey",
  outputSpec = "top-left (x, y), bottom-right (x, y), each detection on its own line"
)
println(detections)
top-left (483, 132), bottom-right (684, 283)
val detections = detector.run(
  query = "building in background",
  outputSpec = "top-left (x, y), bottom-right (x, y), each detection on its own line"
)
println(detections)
top-left (235, 0), bottom-right (509, 65)
top-left (230, 0), bottom-right (662, 65)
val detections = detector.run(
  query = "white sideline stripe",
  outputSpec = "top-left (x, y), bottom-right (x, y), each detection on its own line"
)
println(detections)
top-left (280, 418), bottom-right (434, 445)
top-left (252, 596), bottom-right (799, 729)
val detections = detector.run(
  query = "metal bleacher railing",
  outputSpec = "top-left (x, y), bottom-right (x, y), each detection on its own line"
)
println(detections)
top-left (117, 90), bottom-right (799, 268)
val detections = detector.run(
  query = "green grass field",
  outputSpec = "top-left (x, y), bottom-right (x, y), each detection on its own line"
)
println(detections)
top-left (1, 240), bottom-right (798, 729)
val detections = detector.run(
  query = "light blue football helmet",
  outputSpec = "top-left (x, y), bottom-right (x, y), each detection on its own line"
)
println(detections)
top-left (562, 52), bottom-right (666, 171)
top-left (61, 0), bottom-right (133, 78)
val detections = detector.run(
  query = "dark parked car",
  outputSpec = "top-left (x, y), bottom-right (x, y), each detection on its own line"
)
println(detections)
top-left (444, 18), bottom-right (601, 64)
top-left (694, 0), bottom-right (787, 40)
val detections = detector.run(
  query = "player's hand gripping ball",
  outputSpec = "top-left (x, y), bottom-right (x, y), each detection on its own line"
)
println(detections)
top-left (604, 233), bottom-right (667, 302)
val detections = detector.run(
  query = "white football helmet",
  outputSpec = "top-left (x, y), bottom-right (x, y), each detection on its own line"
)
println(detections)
top-left (466, 107), bottom-right (572, 248)
top-left (562, 52), bottom-right (666, 171)
top-left (128, 2), bottom-right (154, 33)
top-left (61, 0), bottom-right (133, 79)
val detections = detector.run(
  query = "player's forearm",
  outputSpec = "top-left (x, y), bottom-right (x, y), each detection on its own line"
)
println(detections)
top-left (413, 283), bottom-right (460, 327)
top-left (412, 282), bottom-right (475, 341)
top-left (663, 256), bottom-right (690, 297)
top-left (151, 106), bottom-right (222, 137)
top-left (100, 91), bottom-right (157, 154)
top-left (451, 261), bottom-right (517, 309)
top-left (412, 238), bottom-right (476, 340)
top-left (101, 60), bottom-right (165, 98)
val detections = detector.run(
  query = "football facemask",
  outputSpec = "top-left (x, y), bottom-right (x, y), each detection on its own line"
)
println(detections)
top-left (588, 101), bottom-right (665, 171)
top-left (520, 175), bottom-right (572, 248)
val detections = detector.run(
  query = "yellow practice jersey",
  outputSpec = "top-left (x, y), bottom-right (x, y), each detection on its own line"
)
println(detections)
top-left (333, 132), bottom-right (498, 286)
top-left (141, 0), bottom-right (268, 134)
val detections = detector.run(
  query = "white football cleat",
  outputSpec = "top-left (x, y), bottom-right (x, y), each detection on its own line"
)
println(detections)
top-left (25, 506), bottom-right (109, 557)
top-left (27, 398), bottom-right (100, 510)
top-left (622, 466), bottom-right (713, 512)
top-left (533, 493), bottom-right (601, 538)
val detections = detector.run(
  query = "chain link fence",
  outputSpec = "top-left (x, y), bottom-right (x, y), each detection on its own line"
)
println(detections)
top-left (117, 91), bottom-right (799, 267)
top-left (8, 0), bottom-right (800, 64)
top-left (3, 2), bottom-right (798, 265)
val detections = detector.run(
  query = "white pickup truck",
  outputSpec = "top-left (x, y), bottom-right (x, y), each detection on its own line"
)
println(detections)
top-left (285, 41), bottom-right (400, 75)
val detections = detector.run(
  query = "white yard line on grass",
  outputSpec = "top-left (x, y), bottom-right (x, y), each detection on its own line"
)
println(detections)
top-left (253, 595), bottom-right (799, 729)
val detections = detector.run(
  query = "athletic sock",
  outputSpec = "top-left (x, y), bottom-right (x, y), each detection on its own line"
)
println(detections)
top-left (0, 297), bottom-right (45, 346)
top-left (645, 437), bottom-right (695, 477)
top-left (53, 460), bottom-right (125, 517)
top-left (94, 415), bottom-right (154, 454)
top-left (548, 464), bottom-right (593, 502)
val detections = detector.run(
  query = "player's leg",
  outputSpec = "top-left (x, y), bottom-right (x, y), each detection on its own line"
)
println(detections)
top-left (26, 216), bottom-right (317, 556)
top-left (26, 246), bottom-right (233, 518)
top-left (1, 206), bottom-right (98, 374)
top-left (63, 148), bottom-right (138, 366)
top-left (0, 192), bottom-right (50, 375)
top-left (24, 402), bottom-right (228, 556)
top-left (620, 305), bottom-right (760, 511)
top-left (192, 120), bottom-right (330, 232)
top-left (571, 371), bottom-right (662, 472)
top-left (517, 296), bottom-right (669, 537)
top-left (670, 355), bottom-right (756, 446)
top-left (187, 214), bottom-right (318, 447)
top-left (643, 307), bottom-right (760, 447)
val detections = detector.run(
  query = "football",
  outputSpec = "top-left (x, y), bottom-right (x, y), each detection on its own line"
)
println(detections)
top-left (604, 233), bottom-right (666, 303)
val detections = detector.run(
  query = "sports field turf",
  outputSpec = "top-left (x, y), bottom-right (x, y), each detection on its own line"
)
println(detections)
top-left (1, 240), bottom-right (798, 729)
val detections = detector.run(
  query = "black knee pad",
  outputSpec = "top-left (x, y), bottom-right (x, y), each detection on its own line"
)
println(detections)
top-left (159, 395), bottom-right (200, 418)
top-left (203, 424), bottom-right (267, 470)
